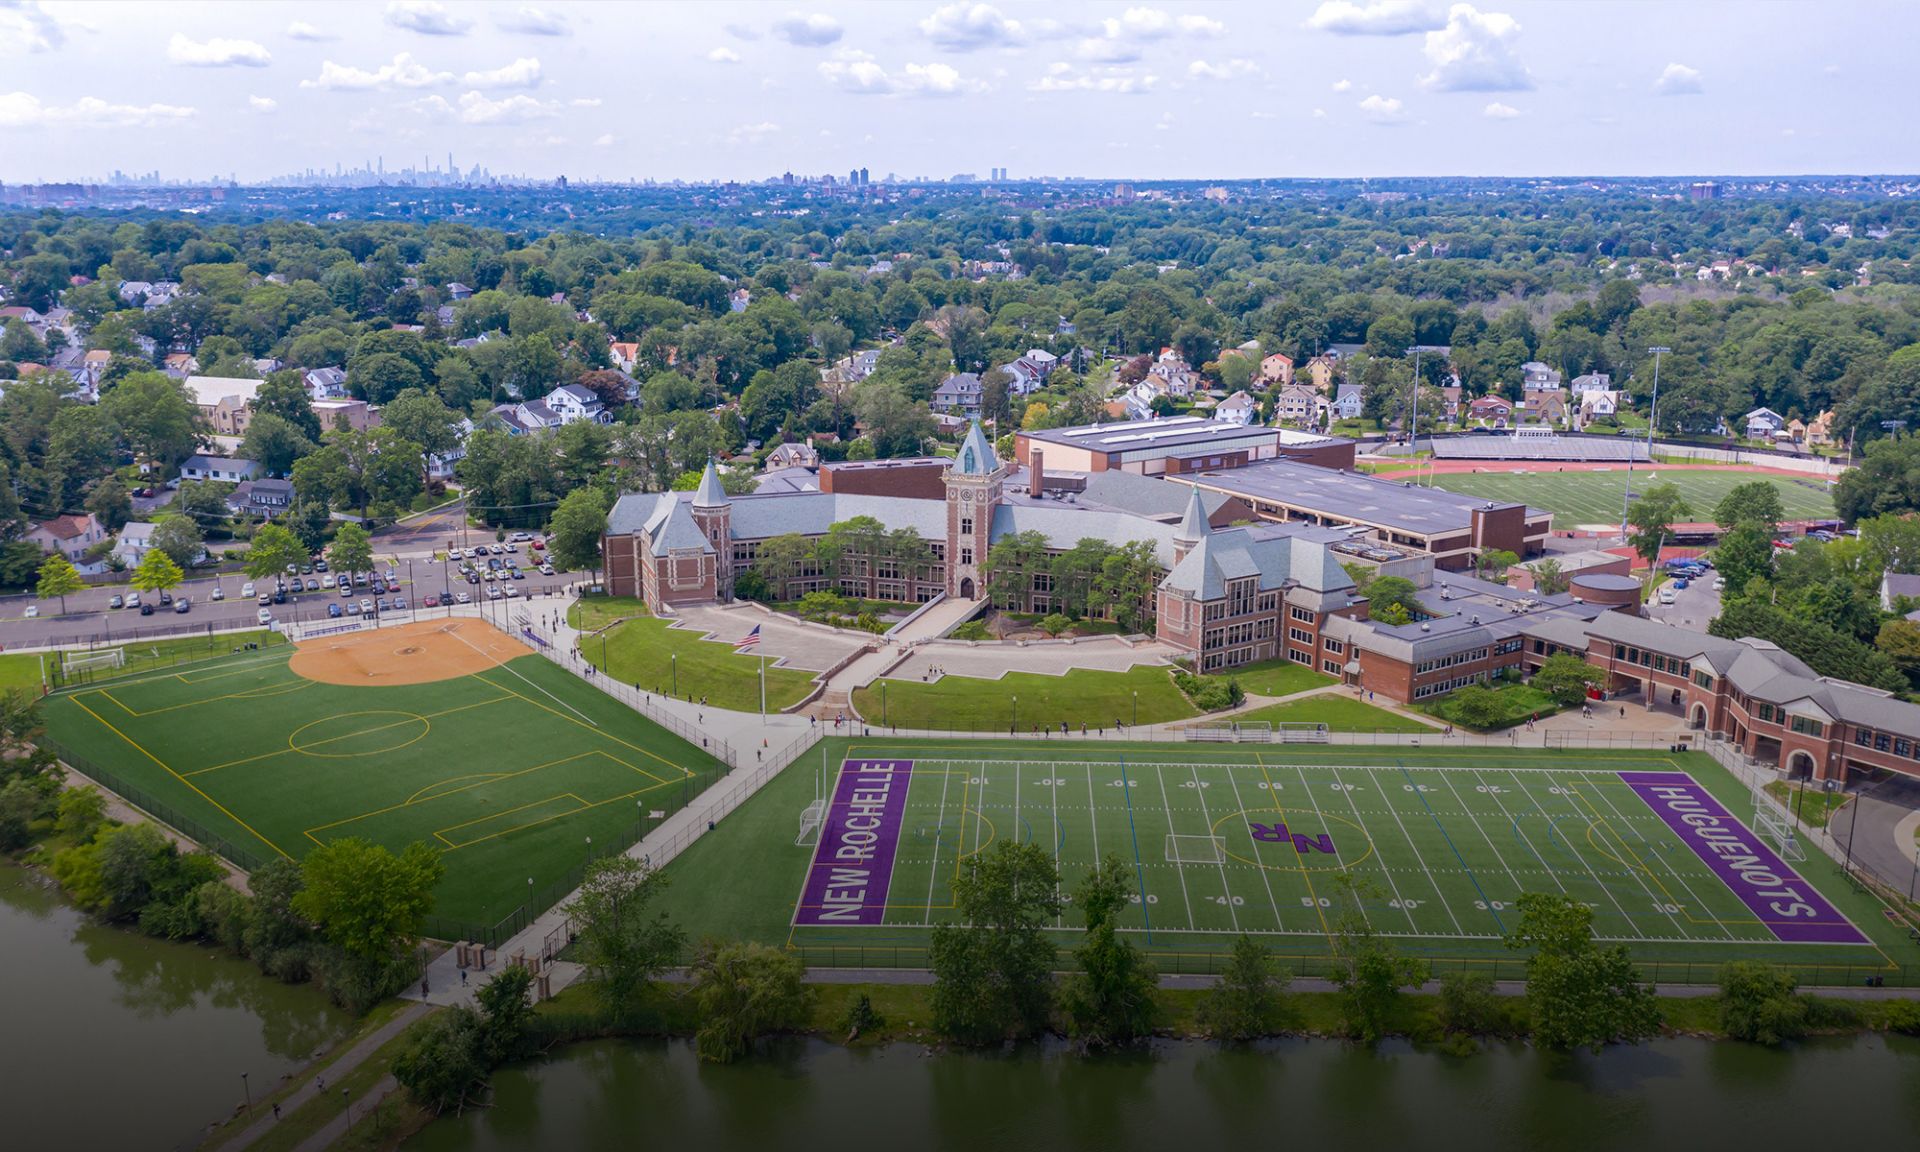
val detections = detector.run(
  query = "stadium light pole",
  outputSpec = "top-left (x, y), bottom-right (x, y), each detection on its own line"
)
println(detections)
top-left (1405, 345), bottom-right (1422, 469)
top-left (671, 653), bottom-right (678, 696)
top-left (1622, 346), bottom-right (1669, 542)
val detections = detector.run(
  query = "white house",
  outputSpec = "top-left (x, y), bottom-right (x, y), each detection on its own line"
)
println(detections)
top-left (428, 417), bottom-right (474, 482)
top-left (304, 366), bottom-right (348, 400)
top-left (1570, 372), bottom-right (1613, 394)
top-left (113, 521), bottom-right (205, 569)
top-left (1743, 407), bottom-right (1786, 438)
top-left (1215, 391), bottom-right (1260, 426)
top-left (179, 455), bottom-right (262, 483)
top-left (543, 383), bottom-right (610, 424)
top-left (1329, 383), bottom-right (1365, 421)
top-left (1521, 362), bottom-right (1563, 391)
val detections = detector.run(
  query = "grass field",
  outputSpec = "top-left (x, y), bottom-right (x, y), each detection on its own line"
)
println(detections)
top-left (40, 645), bottom-right (725, 930)
top-left (655, 740), bottom-right (1913, 975)
top-left (1219, 658), bottom-right (1337, 697)
top-left (0, 630), bottom-right (288, 694)
top-left (1421, 468), bottom-right (1836, 527)
top-left (1234, 694), bottom-right (1437, 733)
top-left (570, 597), bottom-right (814, 712)
top-left (851, 664), bottom-right (1198, 732)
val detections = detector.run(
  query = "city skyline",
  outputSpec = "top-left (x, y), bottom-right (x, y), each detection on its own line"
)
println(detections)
top-left (3, 1), bottom-right (1918, 184)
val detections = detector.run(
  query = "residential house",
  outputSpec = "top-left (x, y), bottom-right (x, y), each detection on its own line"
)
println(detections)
top-left (543, 383), bottom-right (611, 424)
top-left (765, 440), bottom-right (822, 470)
top-left (1805, 409), bottom-right (1836, 448)
top-left (1879, 572), bottom-right (1920, 613)
top-left (931, 372), bottom-right (984, 416)
top-left (826, 349), bottom-right (881, 385)
top-left (1570, 372), bottom-right (1613, 394)
top-left (311, 397), bottom-right (377, 433)
top-left (162, 352), bottom-right (200, 378)
top-left (1576, 390), bottom-right (1620, 427)
top-left (1520, 362), bottom-right (1563, 391)
top-left (28, 513), bottom-right (108, 572)
top-left (1329, 383), bottom-right (1365, 421)
top-left (180, 455), bottom-right (262, 483)
top-left (1273, 383), bottom-right (1319, 425)
top-left (0, 304), bottom-right (44, 326)
top-left (1306, 354), bottom-right (1337, 392)
top-left (729, 288), bottom-right (751, 313)
top-left (1519, 389), bottom-right (1568, 425)
top-left (113, 521), bottom-right (205, 568)
top-left (81, 349), bottom-right (112, 388)
top-left (1214, 391), bottom-right (1260, 426)
top-left (428, 417), bottom-right (473, 482)
top-left (226, 478), bottom-right (294, 519)
top-left (609, 342), bottom-right (641, 373)
top-left (184, 375), bottom-right (261, 437)
top-left (445, 282), bottom-right (473, 301)
top-left (304, 366), bottom-right (348, 400)
top-left (1260, 352), bottom-right (1296, 385)
top-left (1743, 407), bottom-right (1786, 438)
top-left (1468, 395), bottom-right (1514, 425)
top-left (1439, 385), bottom-right (1463, 424)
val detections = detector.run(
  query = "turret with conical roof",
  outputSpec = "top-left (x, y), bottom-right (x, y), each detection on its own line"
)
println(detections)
top-left (953, 420), bottom-right (999, 477)
top-left (693, 458), bottom-right (729, 508)
top-left (1172, 484), bottom-right (1210, 565)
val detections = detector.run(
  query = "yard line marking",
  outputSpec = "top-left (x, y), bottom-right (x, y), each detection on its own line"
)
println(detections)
top-left (1470, 768), bottom-right (1566, 895)
top-left (1080, 758), bottom-right (1103, 931)
top-left (1153, 764), bottom-right (1195, 932)
top-left (1256, 752), bottom-right (1329, 937)
top-left (1507, 769), bottom-right (1645, 940)
top-left (1187, 761), bottom-right (1239, 933)
top-left (68, 694), bottom-right (292, 861)
top-left (1331, 764), bottom-right (1416, 932)
top-left (1292, 760), bottom-right (1366, 928)
top-left (921, 760), bottom-right (952, 927)
top-left (183, 695), bottom-right (517, 777)
top-left (1117, 755), bottom-right (1153, 941)
top-left (1434, 764), bottom-right (1528, 908)
top-left (1361, 766), bottom-right (1463, 935)
top-left (1576, 770), bottom-right (1740, 941)
top-left (1396, 762), bottom-right (1503, 933)
top-left (1561, 773), bottom-right (1694, 938)
top-left (1222, 765), bottom-right (1284, 932)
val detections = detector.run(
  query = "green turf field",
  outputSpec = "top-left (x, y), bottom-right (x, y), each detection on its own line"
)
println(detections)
top-left (0, 629), bottom-right (288, 694)
top-left (40, 646), bottom-right (725, 933)
top-left (571, 597), bottom-right (814, 712)
top-left (851, 664), bottom-right (1198, 731)
top-left (655, 740), bottom-right (1912, 978)
top-left (1421, 468), bottom-right (1836, 526)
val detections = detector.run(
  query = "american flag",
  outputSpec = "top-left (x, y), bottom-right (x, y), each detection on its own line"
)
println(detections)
top-left (733, 625), bottom-right (761, 651)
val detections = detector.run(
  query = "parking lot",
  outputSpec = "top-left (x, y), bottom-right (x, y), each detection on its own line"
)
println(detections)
top-left (1645, 561), bottom-right (1724, 634)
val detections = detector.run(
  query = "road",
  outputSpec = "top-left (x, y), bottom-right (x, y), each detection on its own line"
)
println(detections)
top-left (1645, 569), bottom-right (1723, 633)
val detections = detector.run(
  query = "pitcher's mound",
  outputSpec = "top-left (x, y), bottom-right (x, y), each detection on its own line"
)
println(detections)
top-left (290, 618), bottom-right (529, 685)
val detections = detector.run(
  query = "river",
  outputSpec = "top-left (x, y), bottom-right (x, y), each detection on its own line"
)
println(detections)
top-left (409, 1030), bottom-right (1920, 1152)
top-left (0, 862), bottom-right (351, 1151)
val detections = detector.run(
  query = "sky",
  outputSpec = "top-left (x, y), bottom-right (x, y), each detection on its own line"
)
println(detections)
top-left (1, 0), bottom-right (1916, 183)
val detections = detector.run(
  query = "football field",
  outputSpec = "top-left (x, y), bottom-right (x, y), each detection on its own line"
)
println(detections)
top-left (1419, 467), bottom-right (1835, 526)
top-left (772, 745), bottom-right (1897, 969)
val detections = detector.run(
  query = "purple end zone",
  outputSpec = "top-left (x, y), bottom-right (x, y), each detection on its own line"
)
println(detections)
top-left (1617, 771), bottom-right (1864, 945)
top-left (793, 759), bottom-right (914, 927)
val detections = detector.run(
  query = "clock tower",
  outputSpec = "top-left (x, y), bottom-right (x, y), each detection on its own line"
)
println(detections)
top-left (944, 421), bottom-right (1002, 600)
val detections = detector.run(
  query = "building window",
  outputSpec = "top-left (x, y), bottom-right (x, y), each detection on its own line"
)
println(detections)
top-left (960, 516), bottom-right (973, 535)
top-left (1693, 670), bottom-right (1713, 690)
top-left (1757, 703), bottom-right (1775, 723)
top-left (1788, 715), bottom-right (1822, 737)
top-left (960, 547), bottom-right (973, 566)
top-left (1323, 659), bottom-right (1343, 675)
top-left (1290, 606), bottom-right (1314, 623)
top-left (1288, 627), bottom-right (1314, 645)
top-left (1324, 638), bottom-right (1343, 654)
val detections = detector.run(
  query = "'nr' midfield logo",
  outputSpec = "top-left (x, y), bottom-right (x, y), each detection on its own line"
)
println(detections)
top-left (1249, 822), bottom-right (1336, 855)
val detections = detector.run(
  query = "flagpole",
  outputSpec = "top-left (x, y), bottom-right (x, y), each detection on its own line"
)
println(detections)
top-left (760, 650), bottom-right (766, 717)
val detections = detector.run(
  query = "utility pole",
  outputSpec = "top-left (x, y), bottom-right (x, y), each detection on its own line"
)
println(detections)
top-left (1621, 346), bottom-right (1669, 543)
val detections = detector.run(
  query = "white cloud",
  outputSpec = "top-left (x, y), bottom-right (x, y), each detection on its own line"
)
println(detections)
top-left (286, 21), bottom-right (334, 42)
top-left (1420, 5), bottom-right (1532, 92)
top-left (773, 12), bottom-right (843, 47)
top-left (462, 57), bottom-right (542, 89)
top-left (708, 46), bottom-right (741, 63)
top-left (1313, 107), bottom-right (1328, 118)
top-left (301, 52), bottom-right (452, 90)
top-left (819, 50), bottom-right (984, 96)
top-left (248, 95), bottom-right (278, 113)
top-left (1075, 37), bottom-right (1143, 64)
top-left (569, 97), bottom-right (601, 107)
top-left (1029, 63), bottom-right (1158, 94)
top-left (1653, 62), bottom-right (1704, 95)
top-left (0, 92), bottom-right (195, 128)
top-left (408, 90), bottom-right (562, 124)
top-left (1358, 93), bottom-right (1406, 122)
top-left (1483, 100), bottom-right (1519, 118)
top-left (384, 1), bottom-right (471, 37)
top-left (1072, 7), bottom-right (1226, 63)
top-left (1176, 14), bottom-right (1227, 36)
top-left (1331, 78), bottom-right (1353, 91)
top-left (727, 120), bottom-right (781, 144)
top-left (0, 1), bottom-right (67, 54)
top-left (725, 23), bottom-right (760, 41)
top-left (1306, 1), bottom-right (1443, 35)
top-left (594, 132), bottom-right (615, 146)
top-left (921, 4), bottom-right (1025, 51)
top-left (167, 33), bottom-right (271, 68)
top-left (498, 6), bottom-right (568, 36)
top-left (1188, 58), bottom-right (1258, 80)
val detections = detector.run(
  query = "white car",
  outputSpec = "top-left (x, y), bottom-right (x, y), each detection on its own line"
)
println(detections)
top-left (502, 585), bottom-right (519, 598)
top-left (487, 586), bottom-right (503, 600)
top-left (1657, 586), bottom-right (1676, 606)
top-left (23, 605), bottom-right (38, 618)
top-left (241, 582), bottom-right (255, 598)
top-left (210, 586), bottom-right (225, 601)
top-left (127, 593), bottom-right (142, 608)
top-left (257, 608), bottom-right (273, 624)
top-left (322, 574), bottom-right (336, 588)
top-left (1712, 577), bottom-right (1725, 591)
top-left (455, 591), bottom-right (472, 605)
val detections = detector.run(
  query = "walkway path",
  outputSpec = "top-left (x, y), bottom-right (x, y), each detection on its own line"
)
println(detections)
top-left (888, 595), bottom-right (982, 643)
top-left (290, 1076), bottom-right (397, 1152)
top-left (223, 1002), bottom-right (431, 1152)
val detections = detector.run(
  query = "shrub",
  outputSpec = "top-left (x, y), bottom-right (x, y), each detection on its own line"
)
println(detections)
top-left (1716, 961), bottom-right (1808, 1045)
top-left (1173, 671), bottom-right (1245, 712)
top-left (1437, 970), bottom-right (1498, 1035)
top-left (838, 991), bottom-right (884, 1040)
top-left (1038, 613), bottom-right (1073, 637)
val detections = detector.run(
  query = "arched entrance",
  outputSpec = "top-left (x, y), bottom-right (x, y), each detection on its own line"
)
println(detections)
top-left (1786, 750), bottom-right (1817, 780)
top-left (960, 577), bottom-right (975, 599)
top-left (1688, 702), bottom-right (1708, 730)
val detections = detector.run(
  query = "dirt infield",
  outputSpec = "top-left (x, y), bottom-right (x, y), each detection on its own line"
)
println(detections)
top-left (290, 618), bottom-right (529, 686)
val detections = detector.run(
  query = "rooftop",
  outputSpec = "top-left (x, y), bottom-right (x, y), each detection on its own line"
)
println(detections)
top-left (1179, 460), bottom-right (1546, 539)
top-left (1022, 414), bottom-right (1278, 456)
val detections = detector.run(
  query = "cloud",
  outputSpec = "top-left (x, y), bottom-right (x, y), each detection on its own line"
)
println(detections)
top-left (1072, 7), bottom-right (1226, 63)
top-left (708, 46), bottom-right (740, 63)
top-left (167, 33), bottom-right (272, 68)
top-left (0, 92), bottom-right (195, 128)
top-left (301, 52), bottom-right (452, 90)
top-left (1483, 100), bottom-right (1519, 118)
top-left (407, 90), bottom-right (562, 124)
top-left (1331, 78), bottom-right (1352, 91)
top-left (1188, 58), bottom-right (1259, 80)
top-left (497, 6), bottom-right (568, 35)
top-left (1358, 93), bottom-right (1406, 122)
top-left (248, 95), bottom-right (278, 113)
top-left (569, 97), bottom-right (601, 107)
top-left (1653, 62), bottom-right (1704, 95)
top-left (921, 4), bottom-right (1024, 51)
top-left (384, 1), bottom-right (471, 36)
top-left (286, 21), bottom-right (334, 42)
top-left (1420, 5), bottom-right (1532, 91)
top-left (773, 12), bottom-right (843, 46)
top-left (594, 132), bottom-right (614, 146)
top-left (462, 57), bottom-right (542, 88)
top-left (727, 120), bottom-right (780, 144)
top-left (725, 23), bottom-right (760, 41)
top-left (1306, 1), bottom-right (1443, 35)
top-left (1028, 63), bottom-right (1158, 94)
top-left (0, 1), bottom-right (66, 53)
top-left (1075, 37), bottom-right (1144, 64)
top-left (819, 49), bottom-right (985, 96)
top-left (1176, 14), bottom-right (1227, 36)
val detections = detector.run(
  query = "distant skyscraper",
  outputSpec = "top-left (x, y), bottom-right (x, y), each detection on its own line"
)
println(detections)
top-left (859, 167), bottom-right (869, 185)
top-left (1690, 181), bottom-right (1722, 200)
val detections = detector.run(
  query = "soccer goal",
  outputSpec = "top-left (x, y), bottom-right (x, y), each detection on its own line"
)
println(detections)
top-left (796, 800), bottom-right (826, 846)
top-left (61, 648), bottom-right (125, 676)
top-left (1165, 833), bottom-right (1226, 865)
top-left (1752, 800), bottom-right (1807, 862)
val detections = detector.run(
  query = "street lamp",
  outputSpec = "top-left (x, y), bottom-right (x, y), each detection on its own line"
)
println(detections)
top-left (1011, 694), bottom-right (1018, 732)
top-left (882, 680), bottom-right (888, 727)
top-left (672, 652), bottom-right (678, 696)
top-left (1405, 344), bottom-right (1422, 466)
top-left (1909, 844), bottom-right (1918, 905)
top-left (1132, 690), bottom-right (1138, 727)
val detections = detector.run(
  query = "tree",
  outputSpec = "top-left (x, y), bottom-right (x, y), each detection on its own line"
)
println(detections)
top-left (1328, 875), bottom-right (1427, 1043)
top-left (474, 966), bottom-right (537, 1065)
top-left (1475, 548), bottom-right (1520, 579)
top-left (244, 522), bottom-right (309, 581)
top-left (1437, 970), bottom-right (1500, 1036)
top-left (1877, 618), bottom-right (1920, 690)
top-left (1505, 892), bottom-right (1659, 1052)
top-left (238, 412), bottom-right (316, 477)
top-left (393, 1008), bottom-right (490, 1116)
top-left (1197, 934), bottom-right (1290, 1041)
top-left (55, 785), bottom-right (107, 843)
top-left (546, 486), bottom-right (609, 575)
top-left (292, 838), bottom-right (445, 995)
top-left (1714, 480), bottom-right (1786, 530)
top-left (86, 477), bottom-right (133, 533)
top-left (1716, 961), bottom-right (1808, 1046)
top-left (102, 372), bottom-right (203, 471)
top-left (150, 515), bottom-right (204, 569)
top-left (1712, 522), bottom-right (1774, 600)
top-left (129, 547), bottom-right (184, 597)
top-left (1365, 575), bottom-right (1422, 623)
top-left (929, 839), bottom-right (1062, 1045)
top-left (1526, 557), bottom-right (1570, 596)
top-left (328, 521), bottom-right (374, 577)
top-left (1834, 434), bottom-right (1920, 522)
top-left (1445, 684), bottom-right (1507, 729)
top-left (1530, 654), bottom-right (1594, 707)
top-left (688, 939), bottom-right (813, 1063)
top-left (1628, 481), bottom-right (1691, 567)
top-left (562, 856), bottom-right (684, 1011)
top-left (1061, 853), bottom-right (1158, 1046)
top-left (35, 553), bottom-right (84, 614)
top-left (1709, 599), bottom-right (1907, 693)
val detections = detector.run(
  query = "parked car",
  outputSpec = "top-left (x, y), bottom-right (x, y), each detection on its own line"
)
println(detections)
top-left (510, 532), bottom-right (531, 542)
top-left (360, 599), bottom-right (374, 614)
top-left (272, 589), bottom-right (286, 604)
top-left (305, 578), bottom-right (319, 591)
top-left (345, 602), bottom-right (361, 616)
top-left (23, 605), bottom-right (38, 618)
top-left (139, 603), bottom-right (154, 616)
top-left (241, 582), bottom-right (255, 598)
top-left (340, 584), bottom-right (354, 598)
top-left (487, 587), bottom-right (503, 600)
top-left (327, 603), bottom-right (342, 618)
top-left (539, 564), bottom-right (554, 576)
top-left (502, 586), bottom-right (519, 598)
top-left (531, 539), bottom-right (545, 551)
top-left (377, 598), bottom-right (391, 612)
top-left (423, 595), bottom-right (440, 608)
top-left (173, 598), bottom-right (190, 614)
top-left (1657, 586), bottom-right (1676, 605)
top-left (504, 543), bottom-right (518, 553)
top-left (1713, 577), bottom-right (1726, 591)
top-left (511, 569), bottom-right (524, 581)
top-left (322, 574), bottom-right (335, 588)
top-left (210, 586), bottom-right (224, 601)
top-left (393, 597), bottom-right (408, 611)
top-left (465, 573), bottom-right (480, 585)
top-left (354, 572), bottom-right (369, 586)
top-left (108, 594), bottom-right (124, 609)
top-left (455, 591), bottom-right (472, 605)
top-left (158, 589), bottom-right (172, 605)
top-left (127, 593), bottom-right (141, 608)
top-left (313, 559), bottom-right (329, 572)
top-left (257, 608), bottom-right (273, 624)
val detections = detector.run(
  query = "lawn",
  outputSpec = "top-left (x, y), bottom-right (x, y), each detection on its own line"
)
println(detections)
top-left (1215, 657), bottom-right (1337, 698)
top-left (572, 596), bottom-right (815, 712)
top-left (39, 646), bottom-right (726, 937)
top-left (0, 628), bottom-right (287, 694)
top-left (1232, 693), bottom-right (1436, 732)
top-left (1422, 467), bottom-right (1835, 527)
top-left (1765, 780), bottom-right (1852, 830)
top-left (851, 664), bottom-right (1197, 731)
top-left (1422, 683), bottom-right (1561, 732)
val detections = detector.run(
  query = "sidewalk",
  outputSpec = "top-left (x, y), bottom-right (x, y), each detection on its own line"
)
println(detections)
top-left (223, 1002), bottom-right (431, 1152)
